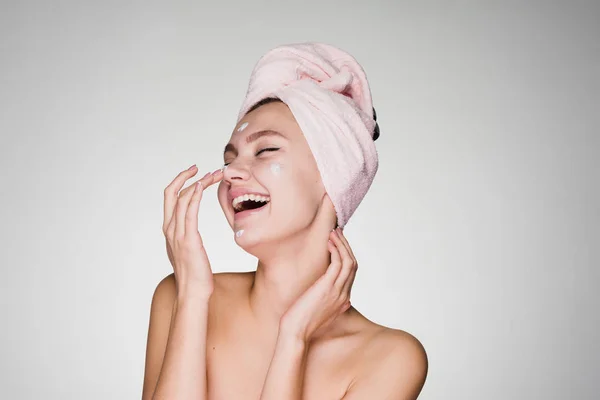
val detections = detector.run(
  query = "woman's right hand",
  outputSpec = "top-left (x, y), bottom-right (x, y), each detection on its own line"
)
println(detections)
top-left (162, 165), bottom-right (224, 300)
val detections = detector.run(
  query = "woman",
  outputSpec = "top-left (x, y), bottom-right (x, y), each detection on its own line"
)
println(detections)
top-left (142, 43), bottom-right (428, 400)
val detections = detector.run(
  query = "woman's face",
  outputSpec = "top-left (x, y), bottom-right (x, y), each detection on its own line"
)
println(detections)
top-left (217, 101), bottom-right (329, 252)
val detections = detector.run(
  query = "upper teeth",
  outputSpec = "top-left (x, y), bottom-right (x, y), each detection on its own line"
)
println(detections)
top-left (232, 194), bottom-right (270, 209)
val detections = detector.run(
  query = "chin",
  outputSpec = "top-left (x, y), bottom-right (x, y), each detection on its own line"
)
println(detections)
top-left (234, 230), bottom-right (272, 259)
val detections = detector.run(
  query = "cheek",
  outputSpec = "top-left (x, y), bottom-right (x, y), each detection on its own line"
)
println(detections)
top-left (269, 162), bottom-right (282, 176)
top-left (263, 162), bottom-right (317, 206)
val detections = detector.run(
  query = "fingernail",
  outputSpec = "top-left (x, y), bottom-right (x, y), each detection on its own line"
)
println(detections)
top-left (188, 164), bottom-right (196, 170)
top-left (211, 168), bottom-right (222, 175)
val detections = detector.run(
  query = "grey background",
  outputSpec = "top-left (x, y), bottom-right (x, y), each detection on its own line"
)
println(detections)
top-left (1, 1), bottom-right (598, 399)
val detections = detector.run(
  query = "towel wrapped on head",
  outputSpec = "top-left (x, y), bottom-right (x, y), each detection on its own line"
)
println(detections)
top-left (237, 42), bottom-right (380, 229)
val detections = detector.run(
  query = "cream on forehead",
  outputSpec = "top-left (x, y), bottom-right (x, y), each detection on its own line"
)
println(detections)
top-left (237, 122), bottom-right (249, 132)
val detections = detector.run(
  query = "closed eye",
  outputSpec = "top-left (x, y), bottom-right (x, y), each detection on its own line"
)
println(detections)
top-left (223, 147), bottom-right (280, 166)
top-left (256, 147), bottom-right (280, 156)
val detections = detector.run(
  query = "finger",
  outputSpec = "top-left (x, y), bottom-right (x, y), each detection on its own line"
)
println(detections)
top-left (333, 228), bottom-right (358, 291)
top-left (335, 228), bottom-right (357, 263)
top-left (341, 262), bottom-right (357, 299)
top-left (163, 165), bottom-right (200, 232)
top-left (331, 230), bottom-right (355, 293)
top-left (175, 179), bottom-right (200, 239)
top-left (185, 181), bottom-right (203, 236)
top-left (336, 228), bottom-right (358, 291)
top-left (324, 234), bottom-right (343, 284)
top-left (175, 169), bottom-right (224, 239)
top-left (185, 169), bottom-right (224, 236)
top-left (200, 169), bottom-right (224, 190)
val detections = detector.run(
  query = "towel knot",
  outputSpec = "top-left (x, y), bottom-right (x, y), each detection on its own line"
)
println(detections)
top-left (290, 66), bottom-right (380, 141)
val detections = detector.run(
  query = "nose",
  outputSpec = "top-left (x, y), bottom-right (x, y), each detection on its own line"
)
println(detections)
top-left (222, 158), bottom-right (251, 183)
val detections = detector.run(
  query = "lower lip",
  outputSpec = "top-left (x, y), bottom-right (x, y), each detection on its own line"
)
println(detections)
top-left (234, 203), bottom-right (270, 221)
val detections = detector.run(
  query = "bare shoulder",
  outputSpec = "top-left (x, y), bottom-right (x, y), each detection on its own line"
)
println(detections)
top-left (344, 321), bottom-right (428, 400)
top-left (374, 326), bottom-right (428, 364)
top-left (141, 273), bottom-right (177, 400)
top-left (151, 272), bottom-right (177, 308)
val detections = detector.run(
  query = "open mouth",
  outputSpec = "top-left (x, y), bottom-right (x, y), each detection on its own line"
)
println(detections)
top-left (232, 196), bottom-right (271, 214)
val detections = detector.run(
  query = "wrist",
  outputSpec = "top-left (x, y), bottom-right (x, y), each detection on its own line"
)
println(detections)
top-left (278, 322), bottom-right (310, 345)
top-left (176, 285), bottom-right (213, 305)
top-left (275, 330), bottom-right (309, 355)
top-left (177, 282), bottom-right (214, 300)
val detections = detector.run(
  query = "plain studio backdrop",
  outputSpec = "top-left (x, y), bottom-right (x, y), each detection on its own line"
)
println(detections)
top-left (1, 1), bottom-right (598, 399)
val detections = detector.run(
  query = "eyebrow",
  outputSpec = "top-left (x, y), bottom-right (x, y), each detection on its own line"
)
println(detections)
top-left (223, 130), bottom-right (287, 155)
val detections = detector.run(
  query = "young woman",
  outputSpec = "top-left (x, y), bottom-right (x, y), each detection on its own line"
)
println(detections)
top-left (142, 44), bottom-right (428, 400)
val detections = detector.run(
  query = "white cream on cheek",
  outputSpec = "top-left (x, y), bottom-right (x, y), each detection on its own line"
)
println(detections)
top-left (236, 229), bottom-right (244, 237)
top-left (270, 162), bottom-right (282, 176)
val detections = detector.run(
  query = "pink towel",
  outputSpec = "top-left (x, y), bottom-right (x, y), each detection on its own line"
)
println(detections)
top-left (237, 42), bottom-right (379, 228)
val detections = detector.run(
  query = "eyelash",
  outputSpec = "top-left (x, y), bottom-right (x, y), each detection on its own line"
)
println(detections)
top-left (223, 147), bottom-right (280, 166)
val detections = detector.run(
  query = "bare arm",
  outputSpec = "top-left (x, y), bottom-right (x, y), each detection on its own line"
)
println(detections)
top-left (141, 166), bottom-right (222, 399)
top-left (141, 273), bottom-right (212, 400)
top-left (152, 291), bottom-right (211, 399)
top-left (141, 274), bottom-right (175, 400)
top-left (258, 333), bottom-right (309, 400)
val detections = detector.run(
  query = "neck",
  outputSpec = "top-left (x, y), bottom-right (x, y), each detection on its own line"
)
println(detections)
top-left (247, 225), bottom-right (332, 331)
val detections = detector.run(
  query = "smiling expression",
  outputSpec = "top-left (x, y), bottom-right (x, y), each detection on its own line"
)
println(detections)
top-left (217, 101), bottom-right (327, 248)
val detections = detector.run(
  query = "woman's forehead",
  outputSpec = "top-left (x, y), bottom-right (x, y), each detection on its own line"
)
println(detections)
top-left (231, 103), bottom-right (301, 139)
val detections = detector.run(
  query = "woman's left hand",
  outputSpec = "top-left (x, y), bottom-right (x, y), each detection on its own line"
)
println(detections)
top-left (279, 227), bottom-right (358, 342)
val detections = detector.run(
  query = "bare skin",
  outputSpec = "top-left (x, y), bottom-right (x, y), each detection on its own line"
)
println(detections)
top-left (147, 271), bottom-right (426, 400)
top-left (142, 101), bottom-right (428, 399)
